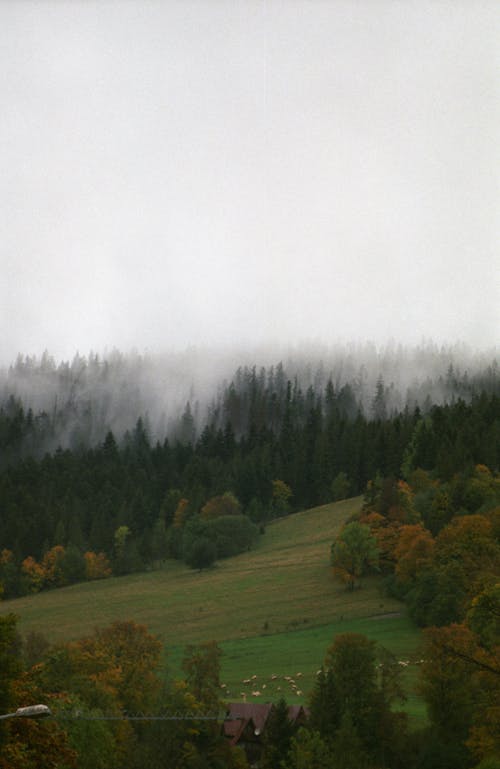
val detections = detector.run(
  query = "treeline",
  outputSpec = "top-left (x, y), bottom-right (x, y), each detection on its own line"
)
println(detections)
top-left (1, 345), bottom-right (497, 459)
top-left (2, 609), bottom-right (498, 768)
top-left (0, 617), bottom-right (250, 769)
top-left (329, 465), bottom-right (500, 768)
top-left (0, 612), bottom-right (416, 769)
top-left (0, 380), bottom-right (498, 595)
top-left (331, 464), bottom-right (500, 628)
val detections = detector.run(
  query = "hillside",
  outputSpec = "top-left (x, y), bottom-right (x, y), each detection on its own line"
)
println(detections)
top-left (2, 497), bottom-right (394, 641)
top-left (2, 496), bottom-right (423, 715)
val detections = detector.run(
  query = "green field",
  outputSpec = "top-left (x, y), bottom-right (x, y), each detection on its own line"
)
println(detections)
top-left (167, 614), bottom-right (425, 723)
top-left (2, 497), bottom-right (425, 721)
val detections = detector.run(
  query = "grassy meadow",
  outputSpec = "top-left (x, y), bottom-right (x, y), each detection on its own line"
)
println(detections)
top-left (2, 497), bottom-right (425, 722)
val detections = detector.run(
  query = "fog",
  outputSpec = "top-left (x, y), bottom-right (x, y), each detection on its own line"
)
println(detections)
top-left (1, 342), bottom-right (497, 453)
top-left (1, 1), bottom-right (498, 365)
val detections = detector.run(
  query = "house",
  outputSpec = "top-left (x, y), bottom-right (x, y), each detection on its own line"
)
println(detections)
top-left (223, 702), bottom-right (309, 766)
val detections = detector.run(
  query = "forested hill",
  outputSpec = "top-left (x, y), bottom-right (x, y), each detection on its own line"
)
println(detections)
top-left (0, 344), bottom-right (498, 460)
top-left (0, 343), bottom-right (498, 587)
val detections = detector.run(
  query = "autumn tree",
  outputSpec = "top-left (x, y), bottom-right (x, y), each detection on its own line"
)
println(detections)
top-left (417, 587), bottom-right (500, 767)
top-left (114, 525), bottom-right (129, 554)
top-left (0, 688), bottom-right (77, 769)
top-left (173, 497), bottom-right (190, 528)
top-left (42, 545), bottom-right (67, 587)
top-left (84, 551), bottom-right (112, 580)
top-left (418, 624), bottom-right (485, 767)
top-left (38, 620), bottom-right (162, 718)
top-left (182, 640), bottom-right (222, 710)
top-left (394, 523), bottom-right (435, 586)
top-left (81, 620), bottom-right (163, 713)
top-left (0, 614), bottom-right (22, 746)
top-left (330, 522), bottom-right (379, 589)
top-left (408, 514), bottom-right (500, 627)
top-left (271, 479), bottom-right (293, 517)
top-left (467, 582), bottom-right (500, 650)
top-left (0, 549), bottom-right (19, 599)
top-left (0, 616), bottom-right (76, 769)
top-left (357, 511), bottom-right (400, 574)
top-left (200, 491), bottom-right (242, 520)
top-left (20, 556), bottom-right (45, 593)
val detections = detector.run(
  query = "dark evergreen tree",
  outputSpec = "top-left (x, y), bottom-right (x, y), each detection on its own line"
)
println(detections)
top-left (261, 698), bottom-right (297, 769)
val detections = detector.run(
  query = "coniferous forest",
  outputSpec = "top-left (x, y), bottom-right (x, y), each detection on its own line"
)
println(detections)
top-left (0, 346), bottom-right (499, 769)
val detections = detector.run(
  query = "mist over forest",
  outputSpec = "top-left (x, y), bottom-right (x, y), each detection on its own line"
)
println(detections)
top-left (0, 341), bottom-right (497, 457)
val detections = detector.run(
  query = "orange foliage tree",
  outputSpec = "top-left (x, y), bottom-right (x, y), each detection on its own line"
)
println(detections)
top-left (358, 511), bottom-right (400, 574)
top-left (84, 551), bottom-right (112, 580)
top-left (0, 676), bottom-right (77, 769)
top-left (21, 556), bottom-right (45, 594)
top-left (419, 621), bottom-right (500, 765)
top-left (73, 620), bottom-right (163, 714)
top-left (394, 523), bottom-right (435, 586)
top-left (173, 498), bottom-right (190, 528)
top-left (200, 492), bottom-right (242, 520)
top-left (41, 545), bottom-right (67, 588)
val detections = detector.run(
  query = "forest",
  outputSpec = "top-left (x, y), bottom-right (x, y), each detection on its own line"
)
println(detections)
top-left (0, 347), bottom-right (499, 768)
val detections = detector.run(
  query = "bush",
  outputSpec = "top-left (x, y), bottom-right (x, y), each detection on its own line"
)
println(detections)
top-left (181, 514), bottom-right (258, 564)
top-left (207, 515), bottom-right (258, 557)
top-left (185, 538), bottom-right (216, 571)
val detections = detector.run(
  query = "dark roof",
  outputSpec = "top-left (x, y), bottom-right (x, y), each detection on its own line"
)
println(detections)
top-left (223, 717), bottom-right (255, 745)
top-left (226, 703), bottom-right (274, 734)
top-left (288, 704), bottom-right (310, 722)
top-left (225, 702), bottom-right (310, 739)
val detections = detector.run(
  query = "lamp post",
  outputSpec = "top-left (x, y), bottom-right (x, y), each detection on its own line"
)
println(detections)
top-left (0, 705), bottom-right (52, 721)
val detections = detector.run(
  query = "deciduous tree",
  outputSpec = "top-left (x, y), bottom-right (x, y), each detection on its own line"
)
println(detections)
top-left (283, 727), bottom-right (334, 769)
top-left (200, 492), bottom-right (242, 520)
top-left (331, 522), bottom-right (379, 589)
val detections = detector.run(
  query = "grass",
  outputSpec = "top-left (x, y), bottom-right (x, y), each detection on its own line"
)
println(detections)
top-left (166, 614), bottom-right (425, 724)
top-left (1, 496), bottom-right (426, 723)
top-left (1, 498), bottom-right (399, 643)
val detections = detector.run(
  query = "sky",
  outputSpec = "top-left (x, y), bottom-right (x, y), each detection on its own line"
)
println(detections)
top-left (1, 0), bottom-right (498, 365)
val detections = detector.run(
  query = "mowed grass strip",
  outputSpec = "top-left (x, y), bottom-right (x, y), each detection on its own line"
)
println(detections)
top-left (165, 614), bottom-right (424, 724)
top-left (3, 497), bottom-right (402, 646)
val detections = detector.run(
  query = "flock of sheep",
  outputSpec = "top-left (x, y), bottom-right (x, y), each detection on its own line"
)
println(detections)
top-left (218, 660), bottom-right (419, 701)
top-left (219, 672), bottom-right (305, 700)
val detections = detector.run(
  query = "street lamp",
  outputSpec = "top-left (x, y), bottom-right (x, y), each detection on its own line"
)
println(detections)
top-left (0, 705), bottom-right (52, 721)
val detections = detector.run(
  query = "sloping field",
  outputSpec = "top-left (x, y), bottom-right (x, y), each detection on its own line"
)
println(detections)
top-left (3, 497), bottom-right (403, 644)
top-left (2, 497), bottom-right (424, 719)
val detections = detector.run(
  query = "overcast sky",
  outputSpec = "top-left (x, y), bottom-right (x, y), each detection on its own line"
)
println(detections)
top-left (1, 0), bottom-right (498, 365)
